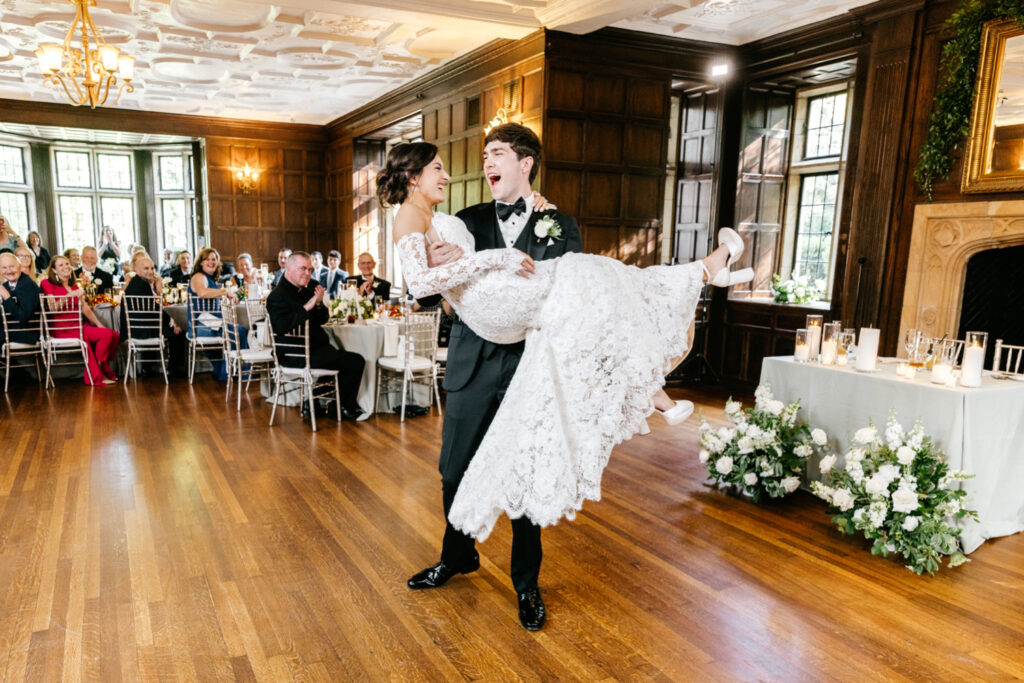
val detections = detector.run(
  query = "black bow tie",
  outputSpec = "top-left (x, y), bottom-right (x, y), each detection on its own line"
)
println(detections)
top-left (496, 197), bottom-right (527, 222)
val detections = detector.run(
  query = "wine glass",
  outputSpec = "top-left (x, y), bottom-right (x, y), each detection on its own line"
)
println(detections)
top-left (838, 331), bottom-right (856, 364)
top-left (916, 337), bottom-right (937, 369)
top-left (903, 328), bottom-right (920, 361)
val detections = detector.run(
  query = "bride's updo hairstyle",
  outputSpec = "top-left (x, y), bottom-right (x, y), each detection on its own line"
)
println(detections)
top-left (376, 142), bottom-right (439, 207)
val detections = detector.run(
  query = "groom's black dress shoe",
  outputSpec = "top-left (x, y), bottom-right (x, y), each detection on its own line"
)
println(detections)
top-left (517, 588), bottom-right (546, 631)
top-left (407, 559), bottom-right (479, 589)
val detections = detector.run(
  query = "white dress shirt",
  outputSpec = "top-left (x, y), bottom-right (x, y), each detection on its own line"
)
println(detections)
top-left (497, 193), bottom-right (534, 248)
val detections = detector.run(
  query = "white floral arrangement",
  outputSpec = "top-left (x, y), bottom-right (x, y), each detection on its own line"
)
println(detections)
top-left (698, 384), bottom-right (824, 502)
top-left (101, 257), bottom-right (117, 274)
top-left (770, 273), bottom-right (826, 304)
top-left (160, 278), bottom-right (183, 305)
top-left (811, 415), bottom-right (977, 575)
top-left (328, 289), bottom-right (373, 321)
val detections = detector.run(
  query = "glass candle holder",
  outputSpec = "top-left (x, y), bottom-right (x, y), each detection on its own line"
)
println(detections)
top-left (820, 322), bottom-right (841, 365)
top-left (794, 329), bottom-right (810, 362)
top-left (837, 331), bottom-right (855, 366)
top-left (805, 315), bottom-right (823, 360)
top-left (930, 339), bottom-right (956, 384)
top-left (960, 331), bottom-right (988, 388)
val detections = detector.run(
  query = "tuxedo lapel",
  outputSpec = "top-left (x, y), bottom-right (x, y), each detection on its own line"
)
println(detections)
top-left (514, 211), bottom-right (550, 260)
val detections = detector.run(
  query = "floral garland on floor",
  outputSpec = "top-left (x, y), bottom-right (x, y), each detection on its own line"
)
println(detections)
top-left (698, 384), bottom-right (826, 502)
top-left (811, 416), bottom-right (977, 576)
top-left (914, 1), bottom-right (1024, 199)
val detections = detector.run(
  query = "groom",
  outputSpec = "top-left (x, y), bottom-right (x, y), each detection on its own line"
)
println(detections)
top-left (408, 123), bottom-right (582, 631)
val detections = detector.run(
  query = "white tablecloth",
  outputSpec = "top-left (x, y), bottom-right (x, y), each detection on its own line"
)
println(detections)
top-left (760, 356), bottom-right (1024, 553)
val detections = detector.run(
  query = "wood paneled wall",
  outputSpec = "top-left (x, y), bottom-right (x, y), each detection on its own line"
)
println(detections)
top-left (204, 138), bottom-right (326, 265)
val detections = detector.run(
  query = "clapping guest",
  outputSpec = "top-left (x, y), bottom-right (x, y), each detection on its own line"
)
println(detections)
top-left (320, 250), bottom-right (349, 298)
top-left (75, 246), bottom-right (115, 294)
top-left (232, 253), bottom-right (268, 300)
top-left (40, 255), bottom-right (119, 386)
top-left (98, 226), bottom-right (121, 262)
top-left (14, 247), bottom-right (36, 279)
top-left (26, 231), bottom-right (50, 272)
top-left (0, 251), bottom-right (40, 344)
top-left (354, 252), bottom-right (391, 300)
top-left (266, 251), bottom-right (365, 420)
top-left (271, 248), bottom-right (291, 287)
top-left (168, 251), bottom-right (193, 286)
top-left (188, 247), bottom-right (241, 381)
top-left (0, 215), bottom-right (27, 253)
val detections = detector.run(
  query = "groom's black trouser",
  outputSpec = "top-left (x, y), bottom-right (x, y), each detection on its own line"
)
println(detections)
top-left (438, 343), bottom-right (542, 594)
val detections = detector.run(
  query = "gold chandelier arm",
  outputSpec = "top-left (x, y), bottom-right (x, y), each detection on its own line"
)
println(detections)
top-left (53, 72), bottom-right (86, 106)
top-left (95, 72), bottom-right (115, 107)
top-left (111, 80), bottom-right (134, 106)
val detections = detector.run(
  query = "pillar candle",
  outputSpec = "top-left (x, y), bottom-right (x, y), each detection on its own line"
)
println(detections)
top-left (931, 362), bottom-right (951, 384)
top-left (960, 343), bottom-right (985, 388)
top-left (856, 328), bottom-right (879, 372)
top-left (794, 343), bottom-right (809, 362)
top-left (820, 339), bottom-right (838, 365)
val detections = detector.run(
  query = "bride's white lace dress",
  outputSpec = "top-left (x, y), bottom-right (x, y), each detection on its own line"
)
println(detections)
top-left (398, 211), bottom-right (704, 541)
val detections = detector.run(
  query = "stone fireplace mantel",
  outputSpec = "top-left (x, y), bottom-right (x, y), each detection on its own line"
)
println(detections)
top-left (899, 200), bottom-right (1024, 344)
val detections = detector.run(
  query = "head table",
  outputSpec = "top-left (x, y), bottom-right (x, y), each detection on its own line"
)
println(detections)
top-left (760, 356), bottom-right (1024, 553)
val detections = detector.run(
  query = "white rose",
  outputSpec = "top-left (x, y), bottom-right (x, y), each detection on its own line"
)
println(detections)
top-left (902, 515), bottom-right (920, 531)
top-left (725, 400), bottom-right (742, 416)
top-left (811, 428), bottom-right (827, 446)
top-left (717, 427), bottom-right (736, 442)
top-left (864, 473), bottom-right (890, 498)
top-left (853, 427), bottom-right (877, 445)
top-left (781, 476), bottom-right (801, 493)
top-left (794, 444), bottom-right (812, 458)
top-left (715, 456), bottom-right (733, 475)
top-left (896, 446), bottom-right (915, 466)
top-left (737, 436), bottom-right (754, 454)
top-left (533, 220), bottom-right (549, 238)
top-left (832, 488), bottom-right (855, 511)
top-left (698, 449), bottom-right (709, 464)
top-left (891, 487), bottom-right (919, 513)
top-left (744, 473), bottom-right (758, 486)
top-left (818, 453), bottom-right (837, 473)
top-left (877, 465), bottom-right (900, 484)
top-left (765, 400), bottom-right (784, 416)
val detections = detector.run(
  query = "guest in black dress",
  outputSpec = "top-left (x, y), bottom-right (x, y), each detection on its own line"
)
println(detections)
top-left (26, 231), bottom-right (50, 273)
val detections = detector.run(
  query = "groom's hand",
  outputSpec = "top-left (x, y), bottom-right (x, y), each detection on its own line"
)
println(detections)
top-left (426, 241), bottom-right (462, 267)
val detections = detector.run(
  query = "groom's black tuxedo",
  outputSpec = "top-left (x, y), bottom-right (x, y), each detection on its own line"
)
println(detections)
top-left (436, 199), bottom-right (581, 593)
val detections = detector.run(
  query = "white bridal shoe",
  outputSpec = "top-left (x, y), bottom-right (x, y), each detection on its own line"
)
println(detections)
top-left (655, 400), bottom-right (694, 425)
top-left (703, 227), bottom-right (754, 287)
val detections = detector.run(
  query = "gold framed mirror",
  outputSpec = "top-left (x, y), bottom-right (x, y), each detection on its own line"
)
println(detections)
top-left (962, 19), bottom-right (1024, 193)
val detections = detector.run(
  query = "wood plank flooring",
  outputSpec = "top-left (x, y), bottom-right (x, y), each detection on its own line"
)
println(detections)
top-left (1, 377), bottom-right (1023, 681)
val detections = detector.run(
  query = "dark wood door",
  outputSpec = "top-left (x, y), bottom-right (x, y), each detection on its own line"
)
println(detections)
top-left (675, 87), bottom-right (721, 265)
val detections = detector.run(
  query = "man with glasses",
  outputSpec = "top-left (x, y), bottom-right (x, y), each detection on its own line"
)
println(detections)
top-left (266, 251), bottom-right (365, 420)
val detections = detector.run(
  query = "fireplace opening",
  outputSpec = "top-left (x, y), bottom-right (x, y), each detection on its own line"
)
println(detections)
top-left (957, 244), bottom-right (1024, 368)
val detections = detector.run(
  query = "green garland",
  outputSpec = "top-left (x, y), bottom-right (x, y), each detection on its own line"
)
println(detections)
top-left (914, 1), bottom-right (1024, 200)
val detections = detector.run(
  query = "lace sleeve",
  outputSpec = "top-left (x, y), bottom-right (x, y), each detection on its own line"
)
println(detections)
top-left (396, 232), bottom-right (519, 299)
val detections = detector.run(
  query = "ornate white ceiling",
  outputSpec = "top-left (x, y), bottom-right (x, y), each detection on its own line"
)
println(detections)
top-left (0, 0), bottom-right (875, 125)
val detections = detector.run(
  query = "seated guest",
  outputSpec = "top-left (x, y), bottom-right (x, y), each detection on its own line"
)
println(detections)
top-left (188, 247), bottom-right (242, 381)
top-left (0, 215), bottom-right (27, 253)
top-left (310, 251), bottom-right (328, 284)
top-left (232, 253), bottom-right (269, 300)
top-left (168, 250), bottom-right (193, 286)
top-left (271, 248), bottom-right (291, 287)
top-left (40, 255), bottom-right (120, 386)
top-left (15, 247), bottom-right (36, 279)
top-left (352, 251), bottom-right (391, 300)
top-left (120, 255), bottom-right (186, 374)
top-left (158, 248), bottom-right (174, 277)
top-left (320, 249), bottom-right (349, 298)
top-left (0, 251), bottom-right (41, 343)
top-left (63, 247), bottom-right (82, 270)
top-left (266, 251), bottom-right (365, 420)
top-left (26, 231), bottom-right (50, 272)
top-left (75, 246), bottom-right (115, 294)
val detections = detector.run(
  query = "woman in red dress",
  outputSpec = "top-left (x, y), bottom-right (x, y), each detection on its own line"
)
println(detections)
top-left (40, 255), bottom-right (120, 386)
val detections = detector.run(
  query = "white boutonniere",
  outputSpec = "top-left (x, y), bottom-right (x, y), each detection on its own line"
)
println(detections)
top-left (533, 214), bottom-right (562, 243)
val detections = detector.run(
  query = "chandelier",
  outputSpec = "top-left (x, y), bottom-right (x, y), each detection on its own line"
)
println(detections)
top-left (33, 0), bottom-right (136, 108)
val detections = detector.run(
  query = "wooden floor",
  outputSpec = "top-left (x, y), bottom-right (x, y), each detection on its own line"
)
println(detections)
top-left (1, 377), bottom-right (1023, 682)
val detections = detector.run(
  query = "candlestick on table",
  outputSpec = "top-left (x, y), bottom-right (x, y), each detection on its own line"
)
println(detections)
top-left (856, 327), bottom-right (880, 372)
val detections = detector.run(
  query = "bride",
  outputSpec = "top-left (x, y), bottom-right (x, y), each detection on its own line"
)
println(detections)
top-left (384, 142), bottom-right (752, 541)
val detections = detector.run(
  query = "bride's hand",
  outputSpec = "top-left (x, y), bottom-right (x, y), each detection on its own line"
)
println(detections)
top-left (532, 191), bottom-right (557, 212)
top-left (426, 241), bottom-right (463, 267)
top-left (515, 251), bottom-right (535, 279)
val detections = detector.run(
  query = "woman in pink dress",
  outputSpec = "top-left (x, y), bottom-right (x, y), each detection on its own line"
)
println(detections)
top-left (40, 255), bottom-right (120, 386)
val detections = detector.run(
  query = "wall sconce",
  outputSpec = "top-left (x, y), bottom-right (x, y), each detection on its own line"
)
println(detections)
top-left (484, 108), bottom-right (509, 135)
top-left (235, 163), bottom-right (259, 194)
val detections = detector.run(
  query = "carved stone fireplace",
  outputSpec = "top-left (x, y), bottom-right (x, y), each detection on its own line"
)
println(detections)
top-left (899, 200), bottom-right (1024, 345)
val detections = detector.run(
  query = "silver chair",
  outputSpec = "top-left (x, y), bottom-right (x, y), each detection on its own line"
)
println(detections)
top-left (375, 311), bottom-right (442, 421)
top-left (266, 314), bottom-right (341, 432)
top-left (186, 296), bottom-right (226, 384)
top-left (994, 339), bottom-right (1024, 376)
top-left (122, 294), bottom-right (169, 384)
top-left (222, 302), bottom-right (274, 411)
top-left (39, 293), bottom-right (90, 389)
top-left (1, 309), bottom-right (43, 392)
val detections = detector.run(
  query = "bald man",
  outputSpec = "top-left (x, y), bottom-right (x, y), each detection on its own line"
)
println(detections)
top-left (353, 252), bottom-right (391, 300)
top-left (0, 251), bottom-right (41, 344)
top-left (120, 255), bottom-right (186, 375)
